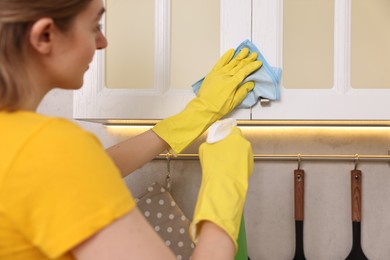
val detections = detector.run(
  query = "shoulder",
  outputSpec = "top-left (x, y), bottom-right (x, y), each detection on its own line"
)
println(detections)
top-left (24, 115), bottom-right (109, 171)
top-left (35, 114), bottom-right (101, 147)
top-left (3, 111), bottom-right (111, 182)
top-left (21, 112), bottom-right (103, 154)
top-left (0, 111), bottom-right (101, 149)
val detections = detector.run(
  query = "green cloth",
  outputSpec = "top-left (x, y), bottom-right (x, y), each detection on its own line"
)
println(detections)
top-left (235, 216), bottom-right (249, 260)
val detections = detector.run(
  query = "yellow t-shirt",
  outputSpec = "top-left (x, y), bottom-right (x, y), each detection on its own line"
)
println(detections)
top-left (0, 111), bottom-right (135, 259)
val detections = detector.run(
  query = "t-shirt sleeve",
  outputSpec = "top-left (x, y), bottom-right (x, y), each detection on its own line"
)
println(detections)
top-left (2, 118), bottom-right (135, 258)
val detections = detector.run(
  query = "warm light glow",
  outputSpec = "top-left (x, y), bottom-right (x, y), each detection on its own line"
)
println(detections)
top-left (102, 120), bottom-right (390, 164)
top-left (104, 125), bottom-right (152, 136)
top-left (103, 121), bottom-right (390, 138)
top-left (236, 120), bottom-right (390, 127)
top-left (99, 119), bottom-right (390, 127)
top-left (239, 125), bottom-right (390, 136)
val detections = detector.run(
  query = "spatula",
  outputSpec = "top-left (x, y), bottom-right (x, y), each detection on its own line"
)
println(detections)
top-left (345, 169), bottom-right (368, 260)
top-left (293, 169), bottom-right (306, 260)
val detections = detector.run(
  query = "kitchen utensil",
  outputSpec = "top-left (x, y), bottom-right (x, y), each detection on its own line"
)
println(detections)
top-left (345, 169), bottom-right (368, 260)
top-left (293, 169), bottom-right (306, 260)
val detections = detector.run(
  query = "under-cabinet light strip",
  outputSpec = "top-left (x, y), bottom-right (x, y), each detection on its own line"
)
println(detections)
top-left (155, 153), bottom-right (390, 163)
top-left (87, 119), bottom-right (390, 127)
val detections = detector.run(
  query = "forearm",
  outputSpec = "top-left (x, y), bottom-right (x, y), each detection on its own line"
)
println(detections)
top-left (192, 221), bottom-right (235, 260)
top-left (106, 130), bottom-right (169, 177)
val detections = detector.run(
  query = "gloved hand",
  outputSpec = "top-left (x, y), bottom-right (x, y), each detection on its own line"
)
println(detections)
top-left (189, 126), bottom-right (253, 251)
top-left (152, 48), bottom-right (262, 154)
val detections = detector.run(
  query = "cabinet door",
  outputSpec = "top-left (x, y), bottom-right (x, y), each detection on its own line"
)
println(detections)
top-left (73, 0), bottom-right (252, 122)
top-left (251, 0), bottom-right (390, 121)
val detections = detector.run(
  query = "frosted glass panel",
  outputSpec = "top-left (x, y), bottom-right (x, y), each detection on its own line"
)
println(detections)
top-left (283, 0), bottom-right (334, 89)
top-left (170, 0), bottom-right (220, 89)
top-left (351, 0), bottom-right (390, 89)
top-left (105, 0), bottom-right (154, 89)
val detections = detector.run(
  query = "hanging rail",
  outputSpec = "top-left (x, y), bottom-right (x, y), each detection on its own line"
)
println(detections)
top-left (155, 153), bottom-right (390, 163)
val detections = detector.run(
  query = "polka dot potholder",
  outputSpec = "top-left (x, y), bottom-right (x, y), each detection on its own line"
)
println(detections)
top-left (135, 182), bottom-right (195, 260)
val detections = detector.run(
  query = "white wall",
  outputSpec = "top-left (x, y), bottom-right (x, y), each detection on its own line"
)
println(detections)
top-left (38, 89), bottom-right (390, 259)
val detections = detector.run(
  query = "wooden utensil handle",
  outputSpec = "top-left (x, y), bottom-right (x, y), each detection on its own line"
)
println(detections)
top-left (294, 169), bottom-right (305, 221)
top-left (351, 169), bottom-right (362, 222)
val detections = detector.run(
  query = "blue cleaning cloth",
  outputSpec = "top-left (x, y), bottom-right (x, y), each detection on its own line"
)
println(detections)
top-left (192, 39), bottom-right (282, 108)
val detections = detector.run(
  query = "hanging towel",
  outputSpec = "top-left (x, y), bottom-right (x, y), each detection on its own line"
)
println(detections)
top-left (136, 182), bottom-right (195, 259)
top-left (192, 39), bottom-right (282, 108)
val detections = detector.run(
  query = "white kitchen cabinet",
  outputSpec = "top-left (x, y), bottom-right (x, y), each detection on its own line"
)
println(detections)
top-left (74, 0), bottom-right (390, 123)
top-left (73, 0), bottom-right (253, 122)
top-left (251, 0), bottom-right (390, 121)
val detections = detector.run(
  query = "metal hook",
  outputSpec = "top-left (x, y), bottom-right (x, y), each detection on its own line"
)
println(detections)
top-left (354, 153), bottom-right (359, 170)
top-left (165, 153), bottom-right (172, 191)
top-left (297, 153), bottom-right (302, 170)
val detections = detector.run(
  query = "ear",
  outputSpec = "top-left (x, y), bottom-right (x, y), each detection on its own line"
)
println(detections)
top-left (29, 18), bottom-right (56, 54)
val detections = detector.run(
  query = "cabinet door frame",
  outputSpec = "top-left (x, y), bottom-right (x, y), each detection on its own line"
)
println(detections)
top-left (73, 0), bottom-right (252, 122)
top-left (251, 0), bottom-right (390, 121)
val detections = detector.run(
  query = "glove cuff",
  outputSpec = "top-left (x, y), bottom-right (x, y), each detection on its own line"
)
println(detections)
top-left (152, 98), bottom-right (218, 154)
top-left (189, 177), bottom-right (248, 252)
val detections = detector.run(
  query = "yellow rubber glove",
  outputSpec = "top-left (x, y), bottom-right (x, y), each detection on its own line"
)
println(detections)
top-left (190, 126), bottom-right (253, 251)
top-left (152, 48), bottom-right (262, 154)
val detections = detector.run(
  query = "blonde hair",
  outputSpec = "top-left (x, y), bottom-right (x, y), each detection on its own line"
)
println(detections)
top-left (0, 0), bottom-right (93, 111)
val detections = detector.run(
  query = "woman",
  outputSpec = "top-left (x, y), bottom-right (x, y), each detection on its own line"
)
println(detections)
top-left (0, 0), bottom-right (261, 259)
